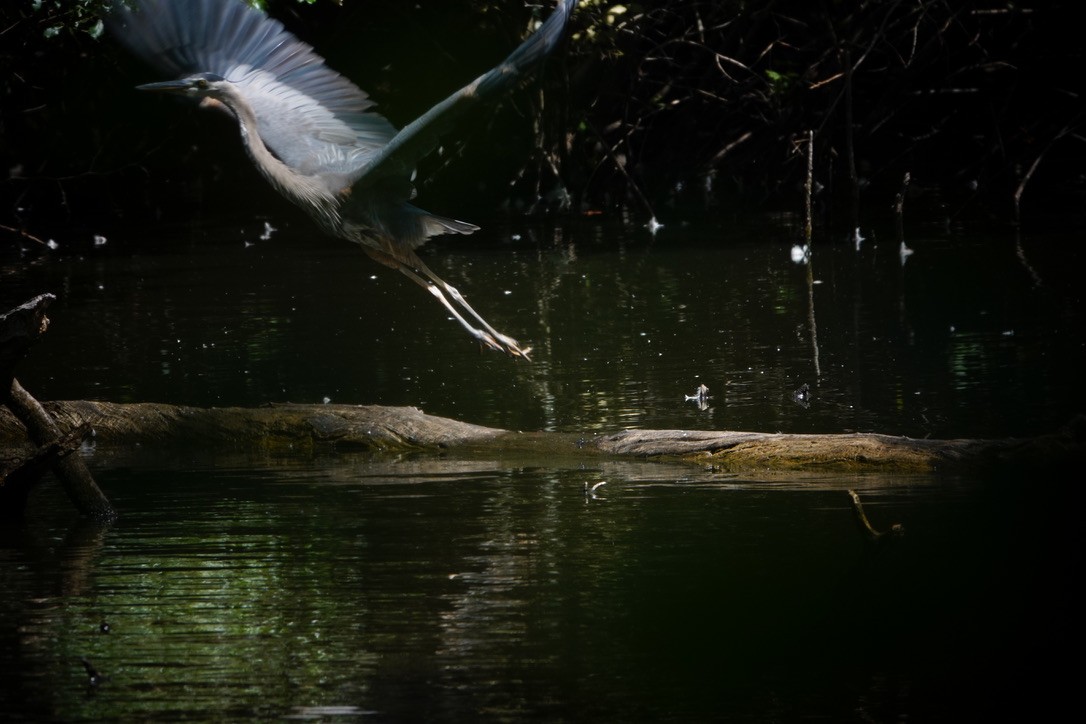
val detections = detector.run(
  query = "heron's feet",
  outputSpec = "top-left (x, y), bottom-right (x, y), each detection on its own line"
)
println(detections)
top-left (438, 282), bottom-right (531, 360)
top-left (423, 283), bottom-right (531, 360)
top-left (483, 332), bottom-right (532, 360)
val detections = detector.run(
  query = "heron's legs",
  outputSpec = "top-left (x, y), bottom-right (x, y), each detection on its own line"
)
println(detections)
top-left (390, 260), bottom-right (532, 360)
top-left (415, 259), bottom-right (532, 358)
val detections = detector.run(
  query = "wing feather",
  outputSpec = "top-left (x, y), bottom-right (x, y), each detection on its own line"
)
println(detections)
top-left (110, 0), bottom-right (577, 194)
top-left (109, 0), bottom-right (397, 177)
top-left (349, 0), bottom-right (578, 188)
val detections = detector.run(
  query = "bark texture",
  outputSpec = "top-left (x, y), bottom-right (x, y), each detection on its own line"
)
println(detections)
top-left (2, 400), bottom-right (1082, 475)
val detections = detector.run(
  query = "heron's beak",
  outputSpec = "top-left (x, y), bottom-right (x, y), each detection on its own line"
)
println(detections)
top-left (136, 80), bottom-right (193, 94)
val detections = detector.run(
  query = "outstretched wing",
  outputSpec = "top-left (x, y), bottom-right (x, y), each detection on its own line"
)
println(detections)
top-left (109, 0), bottom-right (398, 178)
top-left (348, 0), bottom-right (578, 189)
top-left (111, 0), bottom-right (577, 191)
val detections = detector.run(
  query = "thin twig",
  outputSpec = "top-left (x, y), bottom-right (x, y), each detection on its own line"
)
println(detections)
top-left (0, 223), bottom-right (48, 246)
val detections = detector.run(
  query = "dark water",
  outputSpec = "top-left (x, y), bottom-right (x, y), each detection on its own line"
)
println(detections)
top-left (2, 214), bottom-right (1084, 720)
top-left (2, 457), bottom-right (1082, 721)
top-left (7, 213), bottom-right (1084, 438)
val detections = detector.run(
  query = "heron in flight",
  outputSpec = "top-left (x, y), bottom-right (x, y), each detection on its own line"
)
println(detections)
top-left (110, 0), bottom-right (579, 359)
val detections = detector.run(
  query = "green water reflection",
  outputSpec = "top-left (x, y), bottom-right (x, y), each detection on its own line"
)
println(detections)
top-left (2, 457), bottom-right (1080, 721)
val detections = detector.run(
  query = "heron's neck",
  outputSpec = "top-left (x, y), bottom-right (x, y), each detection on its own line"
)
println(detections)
top-left (222, 91), bottom-right (339, 223)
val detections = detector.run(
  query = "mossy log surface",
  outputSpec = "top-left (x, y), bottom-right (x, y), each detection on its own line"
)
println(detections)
top-left (1, 401), bottom-right (505, 453)
top-left (2, 401), bottom-right (1082, 474)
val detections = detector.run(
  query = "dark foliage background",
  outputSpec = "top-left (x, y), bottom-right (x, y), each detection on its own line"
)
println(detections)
top-left (2, 0), bottom-right (1083, 249)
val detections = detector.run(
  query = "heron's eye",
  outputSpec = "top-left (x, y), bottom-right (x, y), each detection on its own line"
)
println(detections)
top-left (195, 78), bottom-right (209, 90)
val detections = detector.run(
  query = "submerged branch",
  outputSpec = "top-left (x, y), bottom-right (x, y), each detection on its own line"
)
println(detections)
top-left (848, 489), bottom-right (905, 541)
top-left (3, 382), bottom-right (116, 520)
top-left (3, 294), bottom-right (115, 519)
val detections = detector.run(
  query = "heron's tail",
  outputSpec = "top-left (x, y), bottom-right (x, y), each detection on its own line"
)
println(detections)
top-left (419, 212), bottom-right (479, 239)
top-left (392, 203), bottom-right (479, 246)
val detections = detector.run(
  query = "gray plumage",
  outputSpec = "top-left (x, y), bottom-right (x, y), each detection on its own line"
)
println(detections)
top-left (110, 0), bottom-right (578, 358)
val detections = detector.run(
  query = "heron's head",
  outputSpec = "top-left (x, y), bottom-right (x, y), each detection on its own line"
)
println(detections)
top-left (137, 72), bottom-right (237, 114)
top-left (137, 72), bottom-right (231, 100)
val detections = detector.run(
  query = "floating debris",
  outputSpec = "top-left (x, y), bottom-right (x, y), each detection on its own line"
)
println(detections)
top-left (899, 240), bottom-right (914, 265)
top-left (685, 384), bottom-right (709, 402)
top-left (792, 382), bottom-right (811, 409)
top-left (80, 657), bottom-right (108, 687)
top-left (685, 383), bottom-right (710, 411)
top-left (853, 227), bottom-right (865, 251)
top-left (286, 705), bottom-right (376, 720)
top-left (584, 481), bottom-right (607, 500)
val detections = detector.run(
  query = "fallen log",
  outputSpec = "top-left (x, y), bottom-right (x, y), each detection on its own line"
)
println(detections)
top-left (1, 401), bottom-right (1082, 475)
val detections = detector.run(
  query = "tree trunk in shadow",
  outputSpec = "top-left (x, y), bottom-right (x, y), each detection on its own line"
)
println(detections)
top-left (3, 295), bottom-right (115, 520)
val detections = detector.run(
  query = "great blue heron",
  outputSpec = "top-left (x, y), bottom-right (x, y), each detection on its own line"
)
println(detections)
top-left (109, 0), bottom-right (579, 359)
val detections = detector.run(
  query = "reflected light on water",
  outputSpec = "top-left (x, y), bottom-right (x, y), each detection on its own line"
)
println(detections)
top-left (4, 215), bottom-right (1082, 439)
top-left (3, 460), bottom-right (1080, 721)
top-left (2, 214), bottom-right (1083, 720)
